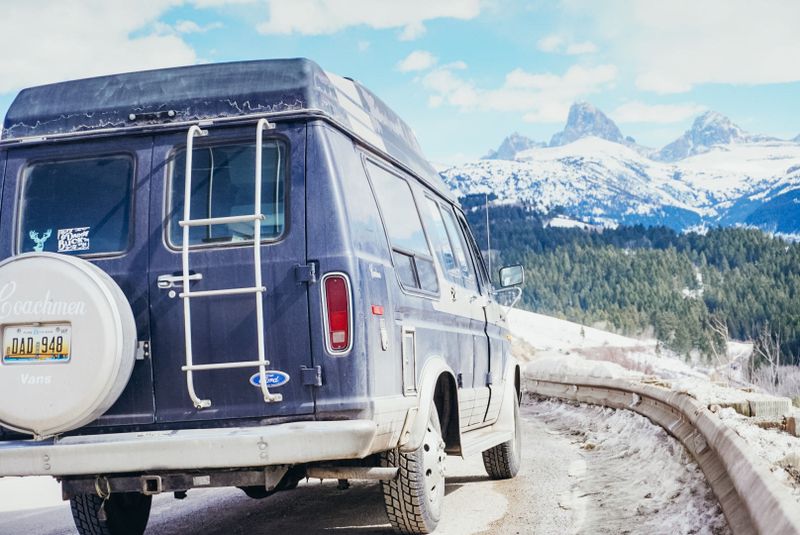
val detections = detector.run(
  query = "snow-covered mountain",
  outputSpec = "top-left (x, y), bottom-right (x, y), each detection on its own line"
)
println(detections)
top-left (549, 102), bottom-right (627, 147)
top-left (794, 133), bottom-right (800, 143)
top-left (483, 132), bottom-right (545, 160)
top-left (656, 111), bottom-right (776, 162)
top-left (443, 105), bottom-right (800, 231)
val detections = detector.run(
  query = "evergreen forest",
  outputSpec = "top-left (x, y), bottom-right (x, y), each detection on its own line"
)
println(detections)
top-left (462, 197), bottom-right (800, 365)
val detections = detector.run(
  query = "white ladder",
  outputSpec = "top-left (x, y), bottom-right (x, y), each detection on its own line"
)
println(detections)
top-left (179, 119), bottom-right (282, 409)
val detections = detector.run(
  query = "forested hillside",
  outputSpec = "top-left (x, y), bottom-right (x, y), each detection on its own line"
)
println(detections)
top-left (463, 197), bottom-right (800, 364)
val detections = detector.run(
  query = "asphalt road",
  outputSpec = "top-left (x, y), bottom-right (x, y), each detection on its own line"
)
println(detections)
top-left (0, 399), bottom-right (726, 535)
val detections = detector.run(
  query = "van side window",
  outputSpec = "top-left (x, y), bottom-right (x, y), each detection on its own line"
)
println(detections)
top-left (169, 141), bottom-right (285, 247)
top-left (366, 161), bottom-right (438, 294)
top-left (422, 198), bottom-right (478, 292)
top-left (438, 204), bottom-right (479, 292)
top-left (19, 155), bottom-right (133, 256)
top-left (458, 213), bottom-right (492, 292)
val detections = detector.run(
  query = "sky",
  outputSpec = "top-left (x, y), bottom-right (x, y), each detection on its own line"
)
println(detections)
top-left (1, 0), bottom-right (799, 164)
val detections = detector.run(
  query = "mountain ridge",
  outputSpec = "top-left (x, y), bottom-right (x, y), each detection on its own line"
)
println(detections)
top-left (482, 103), bottom-right (796, 164)
top-left (654, 111), bottom-right (780, 162)
top-left (445, 129), bottom-right (800, 233)
top-left (482, 132), bottom-right (545, 160)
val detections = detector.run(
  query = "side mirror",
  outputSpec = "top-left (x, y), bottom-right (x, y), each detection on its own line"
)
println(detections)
top-left (499, 265), bottom-right (524, 288)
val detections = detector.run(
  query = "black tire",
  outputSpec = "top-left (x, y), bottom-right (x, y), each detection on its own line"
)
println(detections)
top-left (70, 492), bottom-right (152, 535)
top-left (482, 391), bottom-right (522, 479)
top-left (381, 403), bottom-right (446, 534)
top-left (240, 472), bottom-right (301, 499)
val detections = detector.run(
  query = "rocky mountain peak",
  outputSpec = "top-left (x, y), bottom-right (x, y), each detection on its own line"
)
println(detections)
top-left (483, 132), bottom-right (544, 160)
top-left (691, 111), bottom-right (746, 144)
top-left (657, 111), bottom-right (749, 162)
top-left (549, 102), bottom-right (625, 147)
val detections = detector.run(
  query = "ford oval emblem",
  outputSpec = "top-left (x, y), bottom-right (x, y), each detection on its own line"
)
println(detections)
top-left (249, 371), bottom-right (290, 388)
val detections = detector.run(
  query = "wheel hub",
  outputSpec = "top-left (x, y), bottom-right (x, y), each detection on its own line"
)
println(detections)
top-left (422, 421), bottom-right (446, 507)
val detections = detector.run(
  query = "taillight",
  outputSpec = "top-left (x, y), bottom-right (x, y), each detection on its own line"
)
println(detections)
top-left (323, 273), bottom-right (351, 353)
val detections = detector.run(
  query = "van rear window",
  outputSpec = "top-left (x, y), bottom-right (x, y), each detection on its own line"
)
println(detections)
top-left (169, 141), bottom-right (286, 247)
top-left (19, 156), bottom-right (133, 256)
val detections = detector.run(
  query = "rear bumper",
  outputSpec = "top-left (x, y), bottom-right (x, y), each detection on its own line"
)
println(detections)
top-left (0, 420), bottom-right (378, 477)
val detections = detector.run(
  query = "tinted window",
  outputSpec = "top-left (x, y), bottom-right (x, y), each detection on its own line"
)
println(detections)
top-left (19, 156), bottom-right (133, 255)
top-left (366, 161), bottom-right (438, 294)
top-left (440, 205), bottom-right (478, 292)
top-left (458, 212), bottom-right (492, 290)
top-left (394, 251), bottom-right (417, 288)
top-left (367, 162), bottom-right (429, 255)
top-left (170, 141), bottom-right (285, 247)
top-left (422, 198), bottom-right (461, 281)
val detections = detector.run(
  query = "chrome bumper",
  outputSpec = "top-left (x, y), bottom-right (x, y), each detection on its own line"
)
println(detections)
top-left (0, 420), bottom-right (378, 477)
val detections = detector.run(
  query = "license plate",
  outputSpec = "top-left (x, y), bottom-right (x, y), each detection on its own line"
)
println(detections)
top-left (3, 324), bottom-right (72, 364)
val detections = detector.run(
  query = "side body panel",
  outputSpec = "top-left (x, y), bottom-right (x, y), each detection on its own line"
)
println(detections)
top-left (312, 123), bottom-right (495, 450)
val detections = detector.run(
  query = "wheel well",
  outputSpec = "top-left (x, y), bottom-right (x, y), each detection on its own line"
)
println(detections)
top-left (433, 373), bottom-right (461, 455)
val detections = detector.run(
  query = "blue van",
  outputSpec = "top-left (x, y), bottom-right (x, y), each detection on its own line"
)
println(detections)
top-left (0, 59), bottom-right (523, 535)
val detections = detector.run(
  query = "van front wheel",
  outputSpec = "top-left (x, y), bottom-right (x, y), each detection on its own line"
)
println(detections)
top-left (482, 391), bottom-right (522, 480)
top-left (381, 403), bottom-right (446, 534)
top-left (70, 492), bottom-right (152, 535)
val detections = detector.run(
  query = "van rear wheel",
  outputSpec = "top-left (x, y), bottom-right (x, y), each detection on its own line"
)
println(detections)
top-left (381, 403), bottom-right (446, 534)
top-left (70, 492), bottom-right (152, 535)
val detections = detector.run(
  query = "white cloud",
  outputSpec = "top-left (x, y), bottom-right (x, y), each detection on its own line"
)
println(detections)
top-left (562, 0), bottom-right (800, 93)
top-left (399, 21), bottom-right (427, 41)
top-left (397, 50), bottom-right (438, 72)
top-left (191, 0), bottom-right (256, 5)
top-left (611, 101), bottom-right (707, 123)
top-left (565, 41), bottom-right (597, 55)
top-left (537, 33), bottom-right (597, 55)
top-left (174, 20), bottom-right (224, 33)
top-left (537, 34), bottom-right (564, 53)
top-left (256, 0), bottom-right (481, 37)
top-left (0, 1), bottom-right (196, 94)
top-left (421, 62), bottom-right (618, 122)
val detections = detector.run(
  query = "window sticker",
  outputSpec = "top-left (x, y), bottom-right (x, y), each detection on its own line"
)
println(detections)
top-left (57, 227), bottom-right (90, 252)
top-left (28, 229), bottom-right (52, 252)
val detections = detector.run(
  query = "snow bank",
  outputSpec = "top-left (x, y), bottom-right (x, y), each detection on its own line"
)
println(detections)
top-left (509, 309), bottom-right (706, 380)
top-left (529, 400), bottom-right (729, 535)
top-left (510, 309), bottom-right (645, 350)
top-left (512, 307), bottom-right (800, 501)
top-left (524, 355), bottom-right (636, 381)
top-left (717, 409), bottom-right (800, 498)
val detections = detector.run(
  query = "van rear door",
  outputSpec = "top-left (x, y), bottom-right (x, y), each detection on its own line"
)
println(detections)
top-left (147, 123), bottom-right (314, 423)
top-left (0, 136), bottom-right (156, 427)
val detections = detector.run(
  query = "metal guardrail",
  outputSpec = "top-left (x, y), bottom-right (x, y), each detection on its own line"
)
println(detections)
top-left (524, 373), bottom-right (800, 535)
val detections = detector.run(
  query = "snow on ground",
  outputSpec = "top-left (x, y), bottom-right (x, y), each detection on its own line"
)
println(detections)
top-left (717, 408), bottom-right (800, 502)
top-left (509, 309), bottom-right (708, 380)
top-left (529, 400), bottom-right (730, 535)
top-left (0, 476), bottom-right (63, 512)
top-left (510, 308), bottom-right (800, 503)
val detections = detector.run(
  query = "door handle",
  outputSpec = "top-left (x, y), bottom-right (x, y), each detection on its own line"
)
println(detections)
top-left (157, 273), bottom-right (203, 289)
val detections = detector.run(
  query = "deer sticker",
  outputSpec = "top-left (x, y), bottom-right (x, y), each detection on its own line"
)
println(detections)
top-left (29, 229), bottom-right (52, 252)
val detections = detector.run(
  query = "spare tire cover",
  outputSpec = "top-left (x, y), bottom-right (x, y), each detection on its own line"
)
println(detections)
top-left (0, 253), bottom-right (136, 437)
